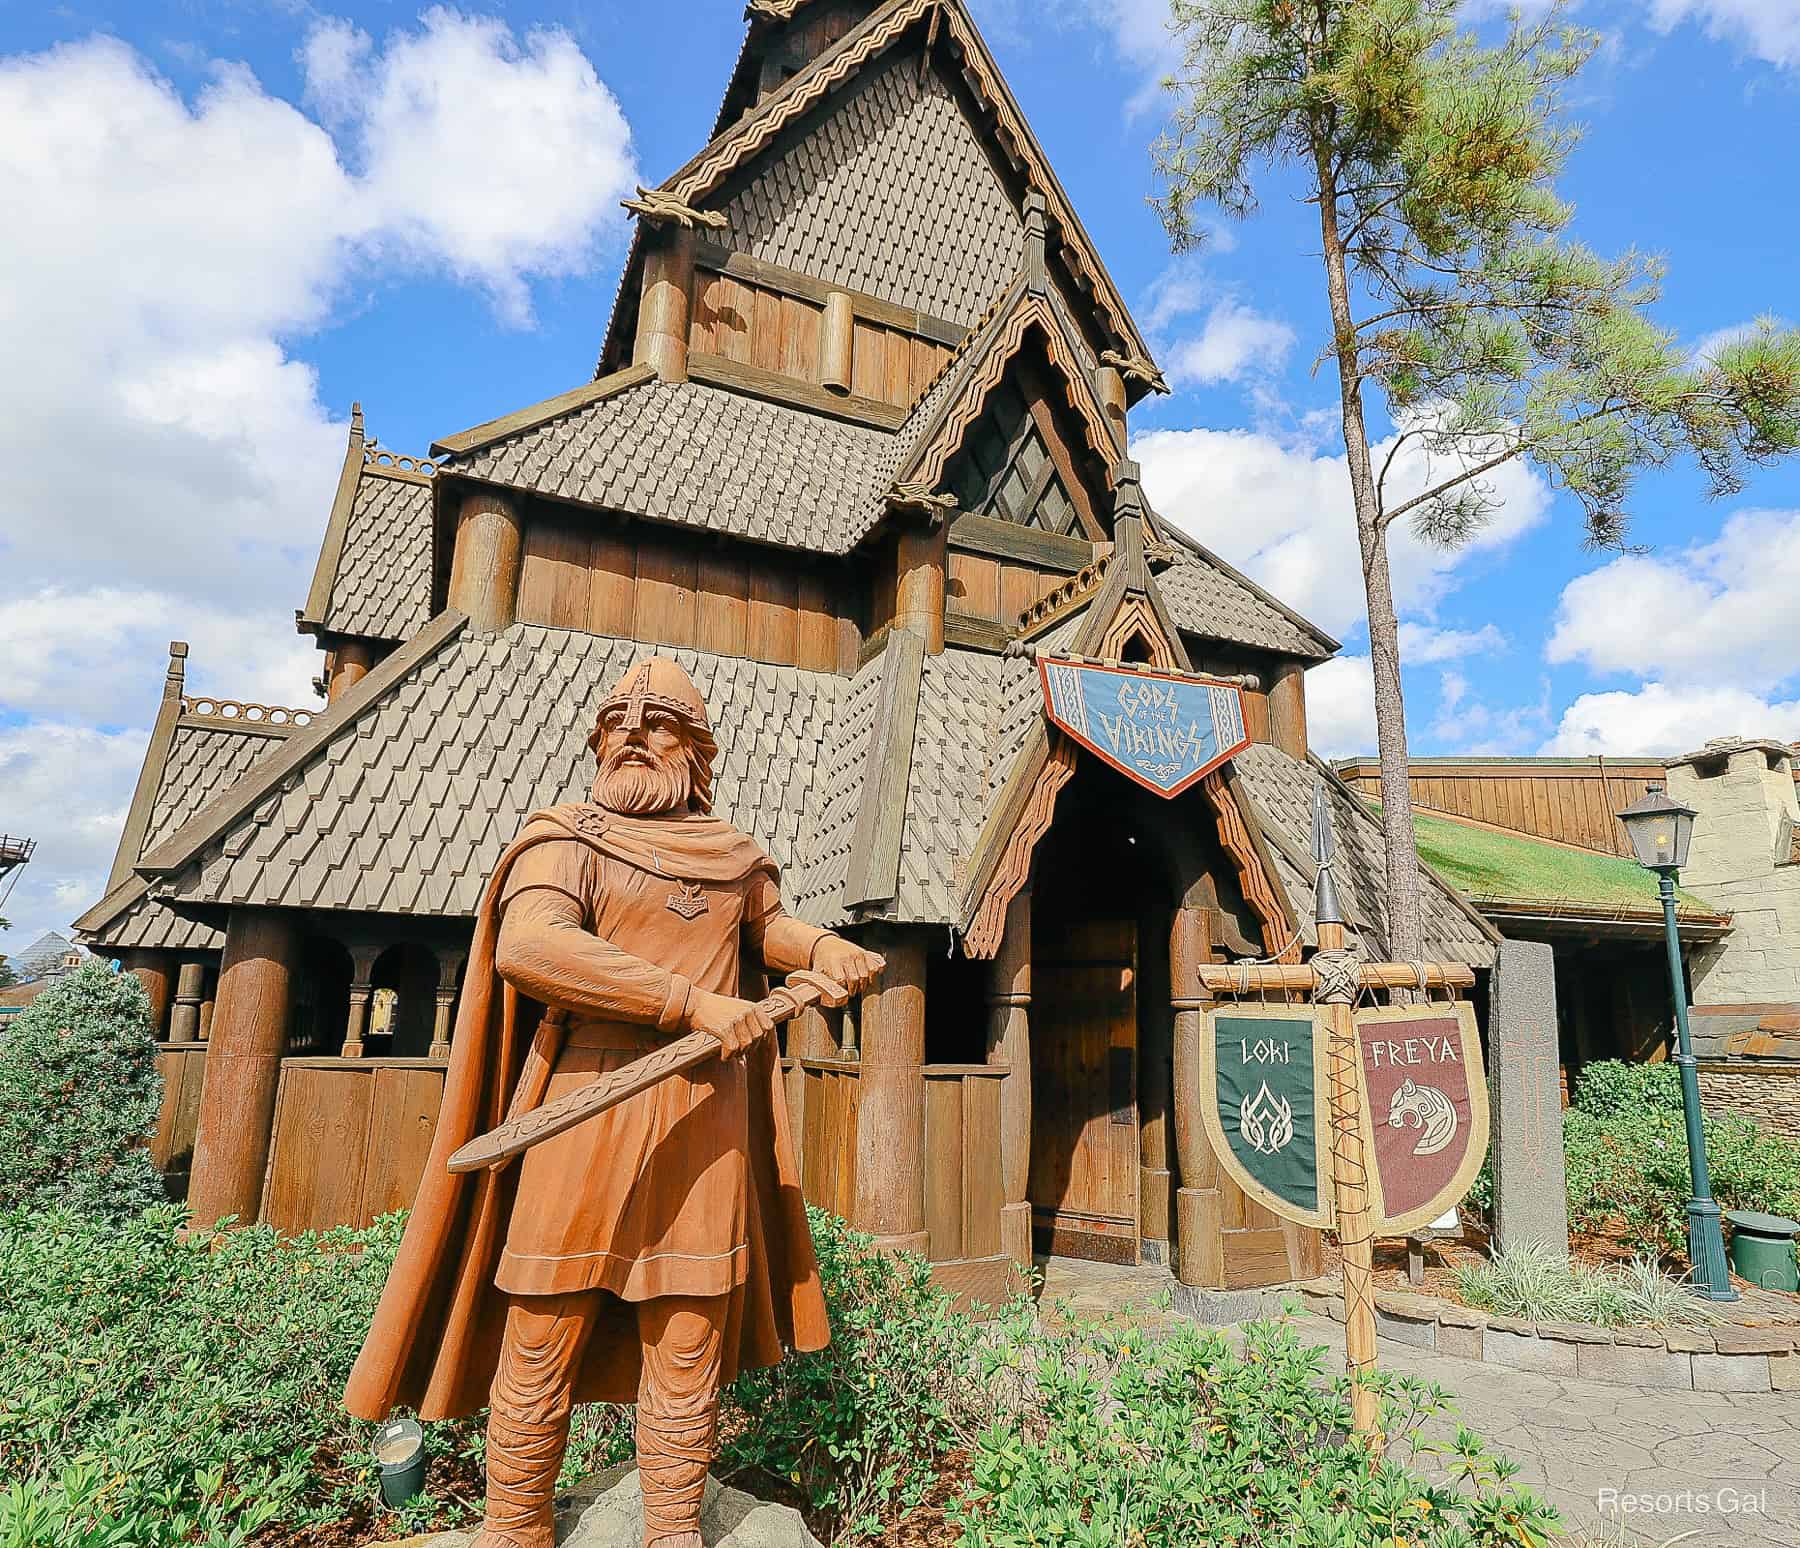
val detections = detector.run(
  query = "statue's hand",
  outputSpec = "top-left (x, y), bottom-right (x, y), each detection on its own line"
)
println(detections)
top-left (687, 989), bottom-right (776, 1057)
top-left (811, 936), bottom-right (886, 995)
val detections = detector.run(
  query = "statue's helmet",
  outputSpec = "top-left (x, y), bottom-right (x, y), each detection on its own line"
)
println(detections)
top-left (587, 658), bottom-right (719, 813)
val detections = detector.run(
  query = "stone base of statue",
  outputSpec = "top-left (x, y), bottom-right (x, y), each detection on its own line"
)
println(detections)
top-left (387, 1467), bottom-right (821, 1548)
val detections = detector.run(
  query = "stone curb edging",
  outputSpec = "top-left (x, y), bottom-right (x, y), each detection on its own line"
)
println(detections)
top-left (1285, 1278), bottom-right (1797, 1393)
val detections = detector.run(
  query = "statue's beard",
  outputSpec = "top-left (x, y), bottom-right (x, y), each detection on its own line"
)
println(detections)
top-left (595, 749), bottom-right (691, 816)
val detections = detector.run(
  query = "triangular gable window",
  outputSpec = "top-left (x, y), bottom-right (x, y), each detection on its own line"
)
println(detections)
top-left (940, 335), bottom-right (1105, 539)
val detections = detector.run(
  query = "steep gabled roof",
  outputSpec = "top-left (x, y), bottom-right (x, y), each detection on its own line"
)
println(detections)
top-left (300, 409), bottom-right (438, 645)
top-left (601, 0), bottom-right (1154, 387)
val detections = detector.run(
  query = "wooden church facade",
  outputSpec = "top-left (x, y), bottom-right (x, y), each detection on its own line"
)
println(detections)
top-left (79, 0), bottom-right (1497, 1303)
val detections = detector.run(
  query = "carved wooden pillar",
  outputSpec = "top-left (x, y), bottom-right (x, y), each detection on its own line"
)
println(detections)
top-left (429, 948), bottom-right (463, 1061)
top-left (985, 889), bottom-right (1033, 1269)
top-left (820, 291), bottom-right (854, 393)
top-left (1268, 661), bottom-right (1308, 761)
top-left (198, 987), bottom-right (215, 1042)
top-left (446, 488), bottom-right (524, 635)
top-left (853, 927), bottom-right (928, 1256)
top-left (187, 910), bottom-right (301, 1228)
top-left (124, 950), bottom-right (174, 1040)
top-left (1097, 364), bottom-right (1128, 448)
top-left (340, 945), bottom-right (380, 1059)
top-left (1170, 905), bottom-right (1224, 1288)
top-left (168, 959), bottom-right (207, 1044)
top-left (634, 226), bottom-right (698, 384)
top-left (328, 641), bottom-right (374, 704)
top-left (895, 521), bottom-right (947, 654)
top-left (1138, 904), bottom-right (1176, 1255)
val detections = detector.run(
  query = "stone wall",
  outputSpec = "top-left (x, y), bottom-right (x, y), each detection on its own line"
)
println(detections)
top-left (1669, 741), bottom-right (1800, 1006)
top-left (1698, 1063), bottom-right (1800, 1141)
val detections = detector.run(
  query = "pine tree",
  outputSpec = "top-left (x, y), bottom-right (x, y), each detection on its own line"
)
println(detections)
top-left (1153, 0), bottom-right (1800, 956)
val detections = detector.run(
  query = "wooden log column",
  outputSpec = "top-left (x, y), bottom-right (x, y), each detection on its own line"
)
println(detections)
top-left (984, 889), bottom-right (1032, 1269)
top-left (328, 641), bottom-right (375, 704)
top-left (168, 959), bottom-right (207, 1044)
top-left (894, 521), bottom-right (947, 654)
top-left (853, 928), bottom-right (929, 1256)
top-left (1097, 364), bottom-right (1128, 448)
top-left (1170, 905), bottom-right (1224, 1289)
top-left (124, 950), bottom-right (174, 1039)
top-left (446, 488), bottom-right (524, 635)
top-left (1268, 661), bottom-right (1309, 761)
top-left (186, 910), bottom-right (301, 1228)
top-left (634, 226), bottom-right (698, 383)
top-left (819, 290), bottom-right (854, 394)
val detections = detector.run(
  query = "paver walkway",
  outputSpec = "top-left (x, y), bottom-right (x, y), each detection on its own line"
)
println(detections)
top-left (1035, 1257), bottom-right (1800, 1547)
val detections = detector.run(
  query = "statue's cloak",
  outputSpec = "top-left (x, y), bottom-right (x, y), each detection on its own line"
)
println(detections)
top-left (342, 805), bottom-right (829, 1421)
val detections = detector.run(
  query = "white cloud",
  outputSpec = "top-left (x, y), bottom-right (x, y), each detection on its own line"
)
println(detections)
top-left (1135, 424), bottom-right (1551, 639)
top-left (1167, 300), bottom-right (1297, 388)
top-left (1542, 683), bottom-right (1800, 755)
top-left (1546, 508), bottom-right (1800, 692)
top-left (0, 17), bottom-right (638, 946)
top-left (1067, 0), bottom-right (1182, 116)
top-left (1304, 655), bottom-right (1377, 758)
top-left (1399, 622), bottom-right (1508, 663)
top-left (1649, 0), bottom-right (1800, 67)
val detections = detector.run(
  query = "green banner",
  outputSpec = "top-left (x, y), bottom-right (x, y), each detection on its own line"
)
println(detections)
top-left (1212, 1014), bottom-right (1320, 1215)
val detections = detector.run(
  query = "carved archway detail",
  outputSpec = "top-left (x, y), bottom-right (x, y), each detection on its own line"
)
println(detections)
top-left (1200, 770), bottom-right (1301, 963)
top-left (965, 734), bottom-right (1078, 958)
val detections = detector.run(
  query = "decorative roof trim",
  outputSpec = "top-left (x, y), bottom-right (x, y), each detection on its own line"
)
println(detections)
top-left (104, 642), bottom-right (188, 895)
top-left (137, 610), bottom-right (471, 880)
top-left (433, 364), bottom-right (657, 460)
top-left (178, 697), bottom-right (317, 735)
top-left (843, 626), bottom-right (927, 907)
top-left (901, 285), bottom-right (1120, 499)
top-left (299, 406), bottom-right (368, 633)
top-left (362, 445), bottom-right (438, 483)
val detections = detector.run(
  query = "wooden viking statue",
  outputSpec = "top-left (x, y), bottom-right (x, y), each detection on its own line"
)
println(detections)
top-left (345, 657), bottom-right (884, 1548)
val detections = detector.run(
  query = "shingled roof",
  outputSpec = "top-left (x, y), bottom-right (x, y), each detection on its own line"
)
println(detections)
top-left (1156, 543), bottom-right (1337, 661)
top-left (300, 410), bottom-right (438, 645)
top-left (148, 621), bottom-right (852, 922)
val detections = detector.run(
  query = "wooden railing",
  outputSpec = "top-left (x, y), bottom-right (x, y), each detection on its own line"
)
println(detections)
top-left (922, 1065), bottom-right (1007, 1263)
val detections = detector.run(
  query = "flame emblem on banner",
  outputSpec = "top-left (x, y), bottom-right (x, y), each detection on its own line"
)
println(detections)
top-left (1239, 1081), bottom-right (1295, 1155)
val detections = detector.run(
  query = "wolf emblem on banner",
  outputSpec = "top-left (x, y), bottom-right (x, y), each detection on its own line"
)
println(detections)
top-left (1355, 1003), bottom-right (1489, 1234)
top-left (1197, 1004), bottom-right (1333, 1228)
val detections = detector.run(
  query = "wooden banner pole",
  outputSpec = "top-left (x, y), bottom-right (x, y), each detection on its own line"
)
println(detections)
top-left (1315, 918), bottom-right (1382, 1452)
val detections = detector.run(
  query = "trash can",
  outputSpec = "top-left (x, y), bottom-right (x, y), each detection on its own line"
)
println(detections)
top-left (1724, 1209), bottom-right (1800, 1292)
top-left (372, 1417), bottom-right (428, 1507)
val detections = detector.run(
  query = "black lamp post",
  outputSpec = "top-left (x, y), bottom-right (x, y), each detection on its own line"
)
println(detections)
top-left (1616, 782), bottom-right (1737, 1302)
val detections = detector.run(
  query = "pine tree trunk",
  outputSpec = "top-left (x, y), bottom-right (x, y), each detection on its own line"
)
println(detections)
top-left (1311, 138), bottom-right (1427, 961)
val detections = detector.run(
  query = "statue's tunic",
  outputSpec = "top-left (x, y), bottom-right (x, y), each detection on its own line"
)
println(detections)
top-left (495, 837), bottom-right (809, 1300)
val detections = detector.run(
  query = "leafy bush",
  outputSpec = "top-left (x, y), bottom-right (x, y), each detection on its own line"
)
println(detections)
top-left (727, 1209), bottom-right (991, 1538)
top-left (0, 1205), bottom-right (985, 1547)
top-left (949, 1307), bottom-right (1558, 1548)
top-left (1571, 1059), bottom-right (1683, 1120)
top-left (0, 962), bottom-right (163, 1218)
top-left (1563, 1105), bottom-right (1800, 1258)
top-left (1452, 1242), bottom-right (1720, 1327)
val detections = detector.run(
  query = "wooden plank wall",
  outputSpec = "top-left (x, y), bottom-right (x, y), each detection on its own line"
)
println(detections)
top-left (151, 1045), bottom-right (208, 1177)
top-left (947, 550), bottom-right (1070, 633)
top-left (798, 1060), bottom-right (861, 1223)
top-left (1187, 648), bottom-right (1277, 748)
top-left (690, 270), bottom-right (954, 413)
top-left (922, 1066), bottom-right (1006, 1263)
top-left (261, 1059), bottom-right (446, 1234)
top-left (517, 515), bottom-right (862, 672)
top-left (1336, 761), bottom-right (1666, 857)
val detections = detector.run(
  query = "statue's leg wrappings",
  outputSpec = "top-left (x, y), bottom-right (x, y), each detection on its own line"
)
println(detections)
top-left (635, 1296), bottom-right (727, 1548)
top-left (476, 1289), bottom-right (603, 1548)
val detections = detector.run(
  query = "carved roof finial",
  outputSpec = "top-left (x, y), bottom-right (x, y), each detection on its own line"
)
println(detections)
top-left (622, 186), bottom-right (729, 231)
top-left (886, 481), bottom-right (956, 523)
top-left (1100, 348), bottom-right (1169, 396)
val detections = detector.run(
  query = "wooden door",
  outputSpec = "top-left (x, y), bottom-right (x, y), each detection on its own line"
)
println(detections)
top-left (1029, 918), bottom-right (1139, 1262)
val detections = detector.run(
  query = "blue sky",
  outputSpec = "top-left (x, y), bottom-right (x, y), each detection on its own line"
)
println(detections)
top-left (1, 0), bottom-right (1797, 952)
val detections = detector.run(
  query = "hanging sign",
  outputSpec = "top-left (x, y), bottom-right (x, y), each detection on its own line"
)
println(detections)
top-left (1038, 657), bottom-right (1250, 798)
top-left (1198, 1005), bottom-right (1333, 1228)
top-left (1354, 1003), bottom-right (1489, 1234)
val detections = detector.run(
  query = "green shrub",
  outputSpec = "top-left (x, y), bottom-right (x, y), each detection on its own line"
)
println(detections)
top-left (1452, 1242), bottom-right (1720, 1327)
top-left (727, 1208), bottom-right (992, 1538)
top-left (0, 962), bottom-right (163, 1218)
top-left (949, 1308), bottom-right (1558, 1548)
top-left (1571, 1059), bottom-right (1683, 1119)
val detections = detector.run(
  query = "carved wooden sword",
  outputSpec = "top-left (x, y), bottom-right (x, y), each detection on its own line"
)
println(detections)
top-left (446, 967), bottom-right (860, 1175)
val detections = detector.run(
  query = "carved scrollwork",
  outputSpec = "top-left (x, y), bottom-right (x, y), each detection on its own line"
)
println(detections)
top-left (363, 440), bottom-right (439, 476)
top-left (181, 697), bottom-right (316, 729)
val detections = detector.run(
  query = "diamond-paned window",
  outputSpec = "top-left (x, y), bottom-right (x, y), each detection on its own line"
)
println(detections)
top-left (944, 378), bottom-right (1082, 535)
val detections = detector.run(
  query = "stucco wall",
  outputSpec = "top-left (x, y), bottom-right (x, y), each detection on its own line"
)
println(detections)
top-left (1670, 743), bottom-right (1800, 1006)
